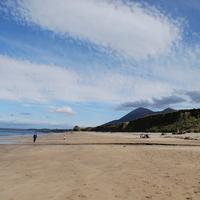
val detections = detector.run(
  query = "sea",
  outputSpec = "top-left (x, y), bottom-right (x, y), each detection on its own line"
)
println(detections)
top-left (0, 129), bottom-right (39, 137)
top-left (0, 128), bottom-right (68, 144)
top-left (0, 129), bottom-right (51, 144)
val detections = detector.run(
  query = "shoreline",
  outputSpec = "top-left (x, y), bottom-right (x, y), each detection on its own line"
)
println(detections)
top-left (1, 131), bottom-right (200, 146)
top-left (0, 131), bottom-right (64, 144)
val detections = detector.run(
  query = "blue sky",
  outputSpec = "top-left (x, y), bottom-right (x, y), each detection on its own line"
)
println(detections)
top-left (0, 0), bottom-right (200, 128)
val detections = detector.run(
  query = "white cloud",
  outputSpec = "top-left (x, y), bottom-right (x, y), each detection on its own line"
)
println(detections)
top-left (4, 0), bottom-right (182, 59)
top-left (0, 54), bottom-right (173, 103)
top-left (144, 45), bottom-right (200, 91)
top-left (0, 55), bottom-right (78, 102)
top-left (0, 49), bottom-right (200, 109)
top-left (52, 106), bottom-right (74, 115)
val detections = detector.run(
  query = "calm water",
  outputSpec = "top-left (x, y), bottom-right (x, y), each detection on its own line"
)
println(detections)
top-left (0, 129), bottom-right (43, 144)
top-left (0, 129), bottom-right (38, 137)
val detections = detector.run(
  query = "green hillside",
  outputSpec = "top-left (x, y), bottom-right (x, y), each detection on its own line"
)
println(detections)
top-left (92, 109), bottom-right (200, 133)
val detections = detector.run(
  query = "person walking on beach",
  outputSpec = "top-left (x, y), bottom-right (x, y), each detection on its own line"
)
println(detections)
top-left (33, 133), bottom-right (37, 143)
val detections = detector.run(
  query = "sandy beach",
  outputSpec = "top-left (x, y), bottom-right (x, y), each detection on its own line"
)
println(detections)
top-left (0, 132), bottom-right (200, 200)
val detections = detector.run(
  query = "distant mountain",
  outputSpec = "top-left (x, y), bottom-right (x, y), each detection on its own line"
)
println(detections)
top-left (92, 108), bottom-right (200, 133)
top-left (119, 107), bottom-right (154, 122)
top-left (105, 107), bottom-right (175, 125)
top-left (160, 108), bottom-right (176, 114)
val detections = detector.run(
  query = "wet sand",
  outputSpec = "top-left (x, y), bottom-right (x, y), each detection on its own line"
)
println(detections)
top-left (0, 132), bottom-right (200, 200)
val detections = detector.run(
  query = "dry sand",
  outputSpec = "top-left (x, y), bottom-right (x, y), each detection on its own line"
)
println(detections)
top-left (0, 132), bottom-right (200, 200)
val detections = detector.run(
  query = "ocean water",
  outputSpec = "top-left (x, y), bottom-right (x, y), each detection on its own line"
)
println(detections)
top-left (0, 129), bottom-right (67, 144)
top-left (0, 129), bottom-right (45, 144)
top-left (0, 129), bottom-right (38, 137)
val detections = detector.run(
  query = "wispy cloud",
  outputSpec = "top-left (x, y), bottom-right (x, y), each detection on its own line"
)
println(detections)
top-left (1, 47), bottom-right (200, 108)
top-left (0, 1), bottom-right (200, 110)
top-left (117, 100), bottom-right (152, 110)
top-left (0, 54), bottom-right (78, 102)
top-left (184, 91), bottom-right (200, 103)
top-left (0, 55), bottom-right (173, 103)
top-left (152, 95), bottom-right (186, 108)
top-left (117, 95), bottom-right (186, 110)
top-left (20, 112), bottom-right (31, 116)
top-left (3, 0), bottom-right (182, 59)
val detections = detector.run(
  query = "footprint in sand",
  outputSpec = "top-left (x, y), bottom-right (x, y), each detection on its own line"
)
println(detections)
top-left (193, 186), bottom-right (200, 194)
top-left (78, 194), bottom-right (87, 198)
top-left (145, 195), bottom-right (152, 199)
top-left (186, 197), bottom-right (193, 200)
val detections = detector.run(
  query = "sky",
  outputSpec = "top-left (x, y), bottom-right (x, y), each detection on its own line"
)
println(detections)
top-left (0, 0), bottom-right (200, 128)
